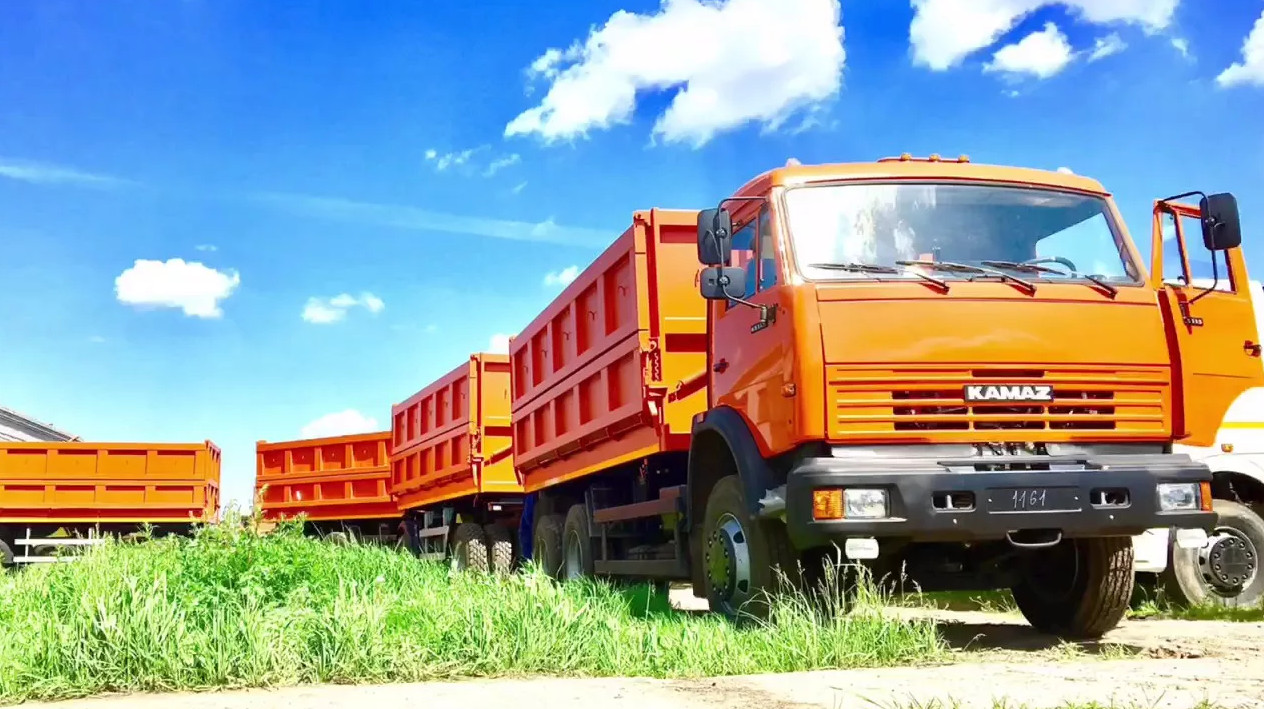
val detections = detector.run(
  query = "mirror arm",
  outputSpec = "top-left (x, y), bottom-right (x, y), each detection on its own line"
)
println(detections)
top-left (1188, 254), bottom-right (1220, 306)
top-left (1157, 190), bottom-right (1207, 205)
top-left (722, 289), bottom-right (777, 326)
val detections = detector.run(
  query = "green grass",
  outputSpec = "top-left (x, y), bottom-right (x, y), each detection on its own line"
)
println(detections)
top-left (0, 516), bottom-right (944, 705)
top-left (878, 701), bottom-right (1234, 709)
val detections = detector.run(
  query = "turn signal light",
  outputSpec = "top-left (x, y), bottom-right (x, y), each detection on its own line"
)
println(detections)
top-left (813, 489), bottom-right (844, 520)
top-left (1200, 481), bottom-right (1213, 512)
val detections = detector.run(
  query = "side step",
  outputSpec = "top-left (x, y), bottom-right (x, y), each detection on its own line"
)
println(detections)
top-left (12, 529), bottom-right (108, 565)
top-left (591, 485), bottom-right (690, 580)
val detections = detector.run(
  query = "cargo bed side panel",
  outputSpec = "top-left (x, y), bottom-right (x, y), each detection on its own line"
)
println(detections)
top-left (510, 210), bottom-right (709, 492)
top-left (391, 353), bottom-right (522, 510)
top-left (0, 441), bottom-right (222, 524)
top-left (255, 432), bottom-right (396, 522)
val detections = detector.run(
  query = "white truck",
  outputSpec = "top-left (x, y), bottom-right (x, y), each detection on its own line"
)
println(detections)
top-left (1133, 280), bottom-right (1264, 608)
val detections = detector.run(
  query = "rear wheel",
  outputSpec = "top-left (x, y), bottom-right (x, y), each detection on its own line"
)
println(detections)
top-left (532, 513), bottom-right (565, 578)
top-left (450, 521), bottom-right (489, 573)
top-left (1159, 499), bottom-right (1263, 609)
top-left (701, 475), bottom-right (798, 620)
top-left (562, 504), bottom-right (596, 580)
top-left (1011, 537), bottom-right (1133, 638)
top-left (483, 522), bottom-right (516, 575)
top-left (0, 538), bottom-right (13, 568)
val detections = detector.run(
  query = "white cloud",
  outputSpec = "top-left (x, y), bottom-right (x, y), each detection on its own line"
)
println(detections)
top-left (543, 265), bottom-right (581, 288)
top-left (255, 192), bottom-right (609, 248)
top-left (504, 0), bottom-right (846, 147)
top-left (909, 0), bottom-right (1178, 71)
top-left (194, 244), bottom-right (217, 252)
top-left (425, 146), bottom-right (521, 177)
top-left (488, 333), bottom-right (512, 354)
top-left (985, 22), bottom-right (1074, 79)
top-left (1088, 33), bottom-right (1127, 62)
top-left (1170, 36), bottom-right (1191, 59)
top-left (0, 157), bottom-right (132, 188)
top-left (114, 258), bottom-right (240, 318)
top-left (483, 154), bottom-right (521, 177)
top-left (1216, 10), bottom-right (1264, 88)
top-left (301, 292), bottom-right (385, 324)
top-left (511, 181), bottom-right (528, 195)
top-left (425, 146), bottom-right (484, 171)
top-left (300, 409), bottom-right (379, 439)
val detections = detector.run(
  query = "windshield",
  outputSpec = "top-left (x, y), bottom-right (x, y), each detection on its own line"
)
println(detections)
top-left (784, 182), bottom-right (1141, 284)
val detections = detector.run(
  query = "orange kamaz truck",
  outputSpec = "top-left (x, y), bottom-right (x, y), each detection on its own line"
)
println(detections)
top-left (392, 353), bottom-right (524, 572)
top-left (254, 431), bottom-right (401, 543)
top-left (0, 440), bottom-right (222, 565)
top-left (509, 155), bottom-right (1255, 638)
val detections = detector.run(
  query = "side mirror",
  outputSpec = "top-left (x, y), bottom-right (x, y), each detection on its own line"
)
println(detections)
top-left (699, 266), bottom-right (745, 300)
top-left (697, 207), bottom-right (733, 265)
top-left (1200, 192), bottom-right (1242, 251)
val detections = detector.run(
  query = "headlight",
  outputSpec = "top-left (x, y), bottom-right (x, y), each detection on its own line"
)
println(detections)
top-left (844, 489), bottom-right (888, 519)
top-left (1157, 482), bottom-right (1199, 511)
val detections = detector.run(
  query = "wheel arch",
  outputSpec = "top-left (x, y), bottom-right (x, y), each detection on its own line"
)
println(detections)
top-left (1205, 457), bottom-right (1264, 507)
top-left (686, 406), bottom-right (777, 531)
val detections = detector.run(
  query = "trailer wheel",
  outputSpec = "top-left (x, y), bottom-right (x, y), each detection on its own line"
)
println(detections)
top-left (450, 522), bottom-right (489, 573)
top-left (533, 513), bottom-right (565, 579)
top-left (1159, 499), bottom-right (1264, 609)
top-left (0, 538), bottom-right (13, 568)
top-left (701, 475), bottom-right (798, 620)
top-left (1011, 537), bottom-right (1134, 639)
top-left (484, 522), bottom-right (516, 575)
top-left (562, 504), bottom-right (595, 580)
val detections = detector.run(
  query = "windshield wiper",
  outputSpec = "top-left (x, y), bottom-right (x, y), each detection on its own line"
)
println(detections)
top-left (808, 262), bottom-right (950, 291)
top-left (896, 260), bottom-right (1036, 294)
top-left (980, 260), bottom-right (1119, 298)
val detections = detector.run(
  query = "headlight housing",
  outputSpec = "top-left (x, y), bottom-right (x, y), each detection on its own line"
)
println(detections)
top-left (1157, 482), bottom-right (1199, 511)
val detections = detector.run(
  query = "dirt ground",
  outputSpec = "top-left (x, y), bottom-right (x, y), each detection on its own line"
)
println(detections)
top-left (18, 593), bottom-right (1264, 709)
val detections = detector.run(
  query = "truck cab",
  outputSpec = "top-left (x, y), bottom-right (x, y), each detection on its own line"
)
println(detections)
top-left (688, 155), bottom-right (1256, 636)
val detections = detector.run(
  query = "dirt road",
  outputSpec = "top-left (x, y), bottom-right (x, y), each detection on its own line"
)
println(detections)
top-left (19, 602), bottom-right (1264, 709)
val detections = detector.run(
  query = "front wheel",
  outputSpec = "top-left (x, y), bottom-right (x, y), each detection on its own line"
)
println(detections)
top-left (1159, 499), bottom-right (1264, 609)
top-left (1011, 536), bottom-right (1134, 639)
top-left (701, 475), bottom-right (798, 620)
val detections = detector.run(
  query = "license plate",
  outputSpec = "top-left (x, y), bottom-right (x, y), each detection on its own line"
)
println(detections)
top-left (987, 487), bottom-right (1081, 513)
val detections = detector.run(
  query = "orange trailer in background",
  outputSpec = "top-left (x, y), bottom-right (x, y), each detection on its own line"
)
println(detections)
top-left (391, 353), bottom-right (522, 572)
top-left (254, 431), bottom-right (400, 542)
top-left (0, 440), bottom-right (222, 565)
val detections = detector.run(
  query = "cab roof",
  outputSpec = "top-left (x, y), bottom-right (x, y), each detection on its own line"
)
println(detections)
top-left (734, 155), bottom-right (1110, 198)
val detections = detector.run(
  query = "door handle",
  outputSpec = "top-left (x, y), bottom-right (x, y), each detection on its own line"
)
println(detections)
top-left (713, 359), bottom-right (729, 373)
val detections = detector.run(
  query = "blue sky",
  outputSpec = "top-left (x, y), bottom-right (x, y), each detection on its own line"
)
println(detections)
top-left (2, 0), bottom-right (1263, 508)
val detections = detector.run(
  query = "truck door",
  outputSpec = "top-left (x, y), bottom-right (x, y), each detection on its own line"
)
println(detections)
top-left (1152, 199), bottom-right (1264, 446)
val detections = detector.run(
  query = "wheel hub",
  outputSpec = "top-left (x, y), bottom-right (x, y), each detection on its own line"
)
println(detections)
top-left (1200, 530), bottom-right (1258, 592)
top-left (704, 514), bottom-right (751, 604)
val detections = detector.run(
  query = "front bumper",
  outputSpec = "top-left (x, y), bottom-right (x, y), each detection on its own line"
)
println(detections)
top-left (782, 452), bottom-right (1216, 550)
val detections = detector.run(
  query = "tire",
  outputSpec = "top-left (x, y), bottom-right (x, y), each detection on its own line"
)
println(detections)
top-left (561, 504), bottom-right (596, 580)
top-left (450, 521), bottom-right (489, 573)
top-left (532, 513), bottom-right (565, 579)
top-left (1011, 536), bottom-right (1134, 639)
top-left (701, 475), bottom-right (799, 620)
top-left (327, 531), bottom-right (350, 546)
top-left (1159, 499), bottom-right (1264, 609)
top-left (483, 522), bottom-right (516, 575)
top-left (0, 538), bottom-right (13, 568)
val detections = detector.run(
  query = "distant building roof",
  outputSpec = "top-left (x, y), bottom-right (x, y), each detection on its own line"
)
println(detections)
top-left (0, 405), bottom-right (79, 442)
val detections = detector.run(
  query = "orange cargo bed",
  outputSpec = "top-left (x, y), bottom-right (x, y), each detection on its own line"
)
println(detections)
top-left (0, 440), bottom-right (221, 524)
top-left (391, 353), bottom-right (521, 510)
top-left (255, 431), bottom-right (397, 522)
top-left (509, 209), bottom-right (709, 492)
